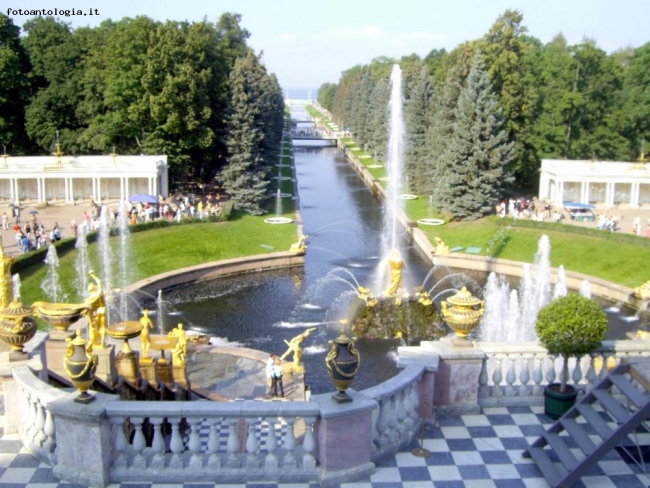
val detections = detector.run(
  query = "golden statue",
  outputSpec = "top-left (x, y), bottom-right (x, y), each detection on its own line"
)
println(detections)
top-left (384, 250), bottom-right (404, 298)
top-left (85, 270), bottom-right (107, 349)
top-left (281, 327), bottom-right (316, 365)
top-left (433, 237), bottom-right (451, 256)
top-left (634, 281), bottom-right (650, 300)
top-left (168, 323), bottom-right (187, 365)
top-left (289, 234), bottom-right (308, 254)
top-left (0, 237), bottom-right (14, 310)
top-left (414, 286), bottom-right (433, 306)
top-left (357, 286), bottom-right (378, 307)
top-left (139, 309), bottom-right (154, 359)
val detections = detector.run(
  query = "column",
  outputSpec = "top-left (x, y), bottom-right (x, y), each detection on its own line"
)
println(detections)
top-left (538, 173), bottom-right (550, 201)
top-left (556, 180), bottom-right (565, 206)
top-left (92, 178), bottom-right (97, 202)
top-left (631, 182), bottom-right (640, 207)
top-left (606, 182), bottom-right (615, 207)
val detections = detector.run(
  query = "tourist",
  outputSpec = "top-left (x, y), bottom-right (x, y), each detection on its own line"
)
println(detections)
top-left (13, 205), bottom-right (20, 224)
top-left (52, 222), bottom-right (61, 241)
top-left (272, 357), bottom-right (284, 398)
top-left (265, 353), bottom-right (276, 398)
top-left (1, 212), bottom-right (7, 230)
top-left (70, 220), bottom-right (78, 238)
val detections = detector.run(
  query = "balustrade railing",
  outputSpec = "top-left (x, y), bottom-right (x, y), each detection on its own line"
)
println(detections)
top-left (105, 400), bottom-right (320, 484)
top-left (12, 366), bottom-right (67, 465)
top-left (478, 340), bottom-right (650, 404)
top-left (362, 363), bottom-right (424, 461)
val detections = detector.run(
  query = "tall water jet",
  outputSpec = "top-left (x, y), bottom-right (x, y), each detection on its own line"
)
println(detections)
top-left (74, 227), bottom-right (91, 297)
top-left (41, 244), bottom-right (66, 302)
top-left (383, 64), bottom-right (405, 258)
top-left (116, 201), bottom-right (132, 321)
top-left (98, 206), bottom-right (113, 299)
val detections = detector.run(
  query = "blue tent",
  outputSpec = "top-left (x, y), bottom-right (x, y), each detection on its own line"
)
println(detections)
top-left (129, 194), bottom-right (158, 204)
top-left (563, 201), bottom-right (596, 209)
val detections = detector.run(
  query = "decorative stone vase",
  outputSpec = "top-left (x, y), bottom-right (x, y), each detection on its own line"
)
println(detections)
top-left (63, 329), bottom-right (98, 404)
top-left (325, 324), bottom-right (361, 403)
top-left (0, 300), bottom-right (36, 360)
top-left (31, 301), bottom-right (91, 341)
top-left (441, 287), bottom-right (485, 340)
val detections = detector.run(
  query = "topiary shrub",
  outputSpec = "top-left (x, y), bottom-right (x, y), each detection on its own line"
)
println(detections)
top-left (535, 293), bottom-right (608, 393)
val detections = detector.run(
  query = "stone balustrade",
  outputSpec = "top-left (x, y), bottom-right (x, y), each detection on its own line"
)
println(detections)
top-left (478, 340), bottom-right (650, 406)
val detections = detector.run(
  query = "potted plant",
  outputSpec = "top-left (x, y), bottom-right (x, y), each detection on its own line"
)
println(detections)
top-left (535, 293), bottom-right (608, 419)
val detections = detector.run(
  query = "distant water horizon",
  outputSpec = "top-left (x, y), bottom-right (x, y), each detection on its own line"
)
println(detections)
top-left (284, 87), bottom-right (318, 100)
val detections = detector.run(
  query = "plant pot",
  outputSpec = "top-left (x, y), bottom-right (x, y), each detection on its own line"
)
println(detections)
top-left (544, 383), bottom-right (578, 420)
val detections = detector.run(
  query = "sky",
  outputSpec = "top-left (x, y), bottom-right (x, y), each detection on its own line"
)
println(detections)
top-left (6, 0), bottom-right (650, 92)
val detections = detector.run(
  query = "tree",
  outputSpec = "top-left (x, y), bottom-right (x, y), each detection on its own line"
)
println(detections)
top-left (317, 82), bottom-right (337, 111)
top-left (404, 66), bottom-right (434, 194)
top-left (0, 14), bottom-right (31, 153)
top-left (623, 42), bottom-right (650, 159)
top-left (219, 51), bottom-right (283, 214)
top-left (434, 51), bottom-right (514, 221)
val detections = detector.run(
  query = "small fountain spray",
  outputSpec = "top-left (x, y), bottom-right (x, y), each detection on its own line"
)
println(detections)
top-left (74, 227), bottom-right (91, 297)
top-left (41, 244), bottom-right (66, 303)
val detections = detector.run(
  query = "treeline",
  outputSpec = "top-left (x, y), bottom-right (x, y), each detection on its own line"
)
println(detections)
top-left (318, 10), bottom-right (649, 220)
top-left (0, 13), bottom-right (285, 214)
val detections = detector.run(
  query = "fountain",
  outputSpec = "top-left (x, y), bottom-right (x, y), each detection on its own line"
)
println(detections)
top-left (40, 244), bottom-right (66, 303)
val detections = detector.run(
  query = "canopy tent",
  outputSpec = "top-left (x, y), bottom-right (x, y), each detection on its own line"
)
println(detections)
top-left (563, 201), bottom-right (596, 210)
top-left (129, 194), bottom-right (158, 204)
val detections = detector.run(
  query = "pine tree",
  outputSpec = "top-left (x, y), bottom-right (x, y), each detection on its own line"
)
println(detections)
top-left (404, 66), bottom-right (434, 195)
top-left (434, 51), bottom-right (514, 221)
top-left (220, 52), bottom-right (270, 215)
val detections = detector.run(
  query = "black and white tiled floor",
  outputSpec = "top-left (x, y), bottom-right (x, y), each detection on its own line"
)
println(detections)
top-left (1, 405), bottom-right (649, 488)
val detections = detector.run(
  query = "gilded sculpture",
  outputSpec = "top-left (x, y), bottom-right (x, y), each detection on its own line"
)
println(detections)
top-left (0, 237), bottom-right (14, 310)
top-left (384, 250), bottom-right (404, 299)
top-left (281, 327), bottom-right (316, 365)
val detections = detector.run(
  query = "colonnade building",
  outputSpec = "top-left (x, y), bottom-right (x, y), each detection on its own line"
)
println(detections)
top-left (0, 150), bottom-right (168, 205)
top-left (539, 159), bottom-right (650, 208)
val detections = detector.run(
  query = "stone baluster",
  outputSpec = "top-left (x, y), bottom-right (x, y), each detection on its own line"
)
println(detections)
top-left (206, 419), bottom-right (221, 468)
top-left (387, 396), bottom-right (398, 443)
top-left (395, 389), bottom-right (408, 436)
top-left (479, 358), bottom-right (489, 397)
top-left (43, 406), bottom-right (56, 454)
top-left (282, 417), bottom-right (297, 468)
top-left (505, 354), bottom-right (517, 397)
top-left (225, 418), bottom-right (241, 468)
top-left (111, 417), bottom-right (128, 470)
top-left (406, 382), bottom-right (418, 429)
top-left (376, 398), bottom-right (390, 449)
top-left (245, 418), bottom-right (260, 467)
top-left (302, 416), bottom-right (316, 468)
top-left (492, 355), bottom-right (504, 397)
top-left (585, 353), bottom-right (599, 392)
top-left (168, 417), bottom-right (184, 469)
top-left (532, 353), bottom-right (544, 396)
top-left (149, 417), bottom-right (166, 469)
top-left (33, 398), bottom-right (47, 446)
top-left (545, 355), bottom-right (557, 385)
top-left (264, 418), bottom-right (278, 469)
top-left (370, 406), bottom-right (380, 453)
top-left (130, 417), bottom-right (147, 469)
top-left (599, 351), bottom-right (614, 380)
top-left (519, 354), bottom-right (531, 397)
top-left (187, 417), bottom-right (203, 468)
top-left (572, 356), bottom-right (584, 388)
top-left (24, 392), bottom-right (36, 441)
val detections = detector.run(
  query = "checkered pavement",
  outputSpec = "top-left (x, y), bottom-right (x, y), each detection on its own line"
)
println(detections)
top-left (1, 405), bottom-right (649, 487)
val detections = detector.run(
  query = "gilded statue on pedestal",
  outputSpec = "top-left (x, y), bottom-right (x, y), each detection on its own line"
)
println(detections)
top-left (289, 234), bottom-right (308, 254)
top-left (139, 309), bottom-right (154, 360)
top-left (281, 327), bottom-right (316, 365)
top-left (384, 250), bottom-right (404, 298)
top-left (168, 323), bottom-right (187, 365)
top-left (433, 237), bottom-right (451, 256)
top-left (85, 270), bottom-right (107, 349)
top-left (0, 237), bottom-right (14, 310)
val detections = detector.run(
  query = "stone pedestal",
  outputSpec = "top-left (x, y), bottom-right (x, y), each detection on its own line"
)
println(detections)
top-left (157, 357), bottom-right (172, 384)
top-left (115, 352), bottom-right (138, 383)
top-left (172, 363), bottom-right (187, 386)
top-left (418, 338), bottom-right (485, 415)
top-left (312, 390), bottom-right (376, 485)
top-left (139, 358), bottom-right (157, 384)
top-left (94, 345), bottom-right (116, 385)
top-left (397, 346), bottom-right (439, 420)
top-left (49, 392), bottom-right (116, 487)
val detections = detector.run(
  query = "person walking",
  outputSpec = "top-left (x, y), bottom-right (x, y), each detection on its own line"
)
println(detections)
top-left (265, 353), bottom-right (276, 398)
top-left (1, 212), bottom-right (7, 230)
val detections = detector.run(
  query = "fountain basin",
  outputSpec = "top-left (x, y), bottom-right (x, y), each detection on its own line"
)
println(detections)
top-left (417, 218), bottom-right (445, 226)
top-left (31, 302), bottom-right (91, 339)
top-left (264, 217), bottom-right (293, 224)
top-left (367, 164), bottom-right (383, 168)
top-left (397, 194), bottom-right (418, 200)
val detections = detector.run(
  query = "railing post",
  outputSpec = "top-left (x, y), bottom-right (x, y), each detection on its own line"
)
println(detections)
top-left (49, 392), bottom-right (116, 488)
top-left (312, 390), bottom-right (376, 486)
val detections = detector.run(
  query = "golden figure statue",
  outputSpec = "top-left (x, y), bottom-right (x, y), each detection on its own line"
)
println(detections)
top-left (357, 286), bottom-right (378, 307)
top-left (289, 234), bottom-right (308, 254)
top-left (168, 323), bottom-right (187, 365)
top-left (634, 280), bottom-right (650, 300)
top-left (281, 327), bottom-right (316, 365)
top-left (85, 270), bottom-right (107, 349)
top-left (139, 309), bottom-right (154, 359)
top-left (433, 237), bottom-right (451, 256)
top-left (0, 237), bottom-right (14, 310)
top-left (384, 250), bottom-right (404, 298)
top-left (414, 286), bottom-right (433, 306)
